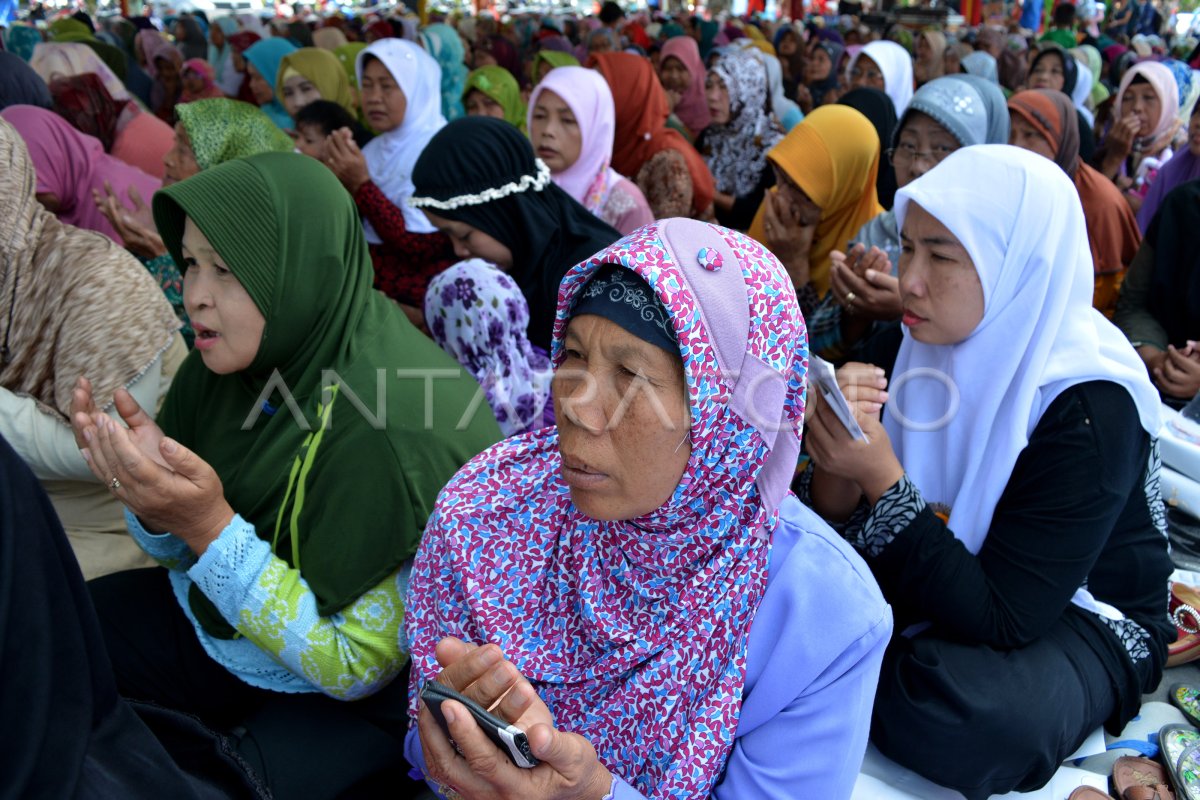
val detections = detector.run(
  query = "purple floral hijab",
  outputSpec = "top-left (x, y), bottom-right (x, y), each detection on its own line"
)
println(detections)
top-left (406, 218), bottom-right (808, 797)
top-left (424, 260), bottom-right (553, 436)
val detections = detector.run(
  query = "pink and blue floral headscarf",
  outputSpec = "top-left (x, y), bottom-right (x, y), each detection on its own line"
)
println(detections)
top-left (406, 217), bottom-right (808, 798)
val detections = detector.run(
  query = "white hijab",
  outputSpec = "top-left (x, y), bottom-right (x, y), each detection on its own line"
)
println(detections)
top-left (886, 145), bottom-right (1160, 616)
top-left (355, 39), bottom-right (445, 241)
top-left (850, 40), bottom-right (914, 117)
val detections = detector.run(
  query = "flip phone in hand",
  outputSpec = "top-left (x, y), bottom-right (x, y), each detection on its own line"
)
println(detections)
top-left (420, 680), bottom-right (540, 769)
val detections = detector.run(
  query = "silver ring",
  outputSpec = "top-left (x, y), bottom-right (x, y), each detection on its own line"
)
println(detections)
top-left (845, 291), bottom-right (857, 305)
top-left (109, 477), bottom-right (122, 491)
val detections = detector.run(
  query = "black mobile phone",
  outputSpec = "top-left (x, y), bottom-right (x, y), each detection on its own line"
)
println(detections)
top-left (420, 680), bottom-right (540, 769)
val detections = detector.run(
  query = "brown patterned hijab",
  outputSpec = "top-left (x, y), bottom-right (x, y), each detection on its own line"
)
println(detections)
top-left (0, 118), bottom-right (180, 421)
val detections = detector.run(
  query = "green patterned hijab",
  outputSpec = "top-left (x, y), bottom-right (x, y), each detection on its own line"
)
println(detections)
top-left (464, 65), bottom-right (527, 130)
top-left (153, 152), bottom-right (501, 637)
top-left (176, 98), bottom-right (294, 171)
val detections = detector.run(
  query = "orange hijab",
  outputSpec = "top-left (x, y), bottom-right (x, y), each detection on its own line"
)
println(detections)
top-left (1007, 89), bottom-right (1140, 280)
top-left (589, 52), bottom-right (715, 217)
top-left (749, 105), bottom-right (883, 297)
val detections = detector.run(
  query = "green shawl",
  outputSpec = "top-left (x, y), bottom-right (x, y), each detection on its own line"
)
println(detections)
top-left (176, 99), bottom-right (295, 171)
top-left (152, 152), bottom-right (501, 638)
top-left (464, 65), bottom-right (527, 131)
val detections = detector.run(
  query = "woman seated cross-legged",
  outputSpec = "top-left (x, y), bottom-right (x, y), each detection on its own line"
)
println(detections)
top-left (404, 218), bottom-right (893, 799)
top-left (71, 152), bottom-right (501, 799)
top-left (801, 145), bottom-right (1173, 799)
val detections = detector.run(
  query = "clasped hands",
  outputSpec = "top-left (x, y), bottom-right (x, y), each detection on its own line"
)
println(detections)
top-left (418, 637), bottom-right (613, 800)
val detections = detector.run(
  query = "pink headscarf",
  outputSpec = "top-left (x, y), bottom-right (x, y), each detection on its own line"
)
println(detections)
top-left (1114, 61), bottom-right (1181, 152)
top-left (181, 58), bottom-right (226, 102)
top-left (407, 218), bottom-right (808, 798)
top-left (136, 30), bottom-right (182, 79)
top-left (528, 66), bottom-right (619, 213)
top-left (660, 35), bottom-right (711, 136)
top-left (0, 105), bottom-right (162, 247)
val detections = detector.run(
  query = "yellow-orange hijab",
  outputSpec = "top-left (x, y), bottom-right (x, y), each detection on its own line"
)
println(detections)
top-left (749, 104), bottom-right (883, 297)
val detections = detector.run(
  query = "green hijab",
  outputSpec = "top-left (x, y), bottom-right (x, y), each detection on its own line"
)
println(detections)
top-left (277, 47), bottom-right (357, 116)
top-left (152, 152), bottom-right (501, 638)
top-left (176, 98), bottom-right (295, 171)
top-left (531, 49), bottom-right (579, 80)
top-left (464, 65), bottom-right (527, 130)
top-left (333, 42), bottom-right (367, 86)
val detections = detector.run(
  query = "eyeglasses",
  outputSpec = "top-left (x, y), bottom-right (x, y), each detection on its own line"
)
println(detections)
top-left (850, 67), bottom-right (884, 81)
top-left (886, 141), bottom-right (957, 166)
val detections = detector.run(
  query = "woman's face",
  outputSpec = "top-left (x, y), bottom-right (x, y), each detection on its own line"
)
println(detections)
top-left (772, 164), bottom-right (822, 226)
top-left (778, 30), bottom-right (798, 57)
top-left (1121, 81), bottom-right (1162, 138)
top-left (295, 123), bottom-right (328, 160)
top-left (805, 46), bottom-right (832, 84)
top-left (163, 123), bottom-right (201, 186)
top-left (210, 24), bottom-right (225, 48)
top-left (850, 53), bottom-right (885, 90)
top-left (359, 57), bottom-right (407, 133)
top-left (245, 62), bottom-right (274, 105)
top-left (181, 217), bottom-right (266, 375)
top-left (1028, 53), bottom-right (1065, 91)
top-left (529, 88), bottom-right (581, 173)
top-left (464, 88), bottom-right (506, 120)
top-left (423, 211), bottom-right (514, 269)
top-left (917, 33), bottom-right (932, 60)
top-left (555, 313), bottom-right (691, 522)
top-left (182, 68), bottom-right (206, 95)
top-left (892, 111), bottom-right (962, 186)
top-left (1009, 115), bottom-right (1058, 162)
top-left (704, 70), bottom-right (731, 125)
top-left (659, 54), bottom-right (690, 93)
top-left (898, 202), bottom-right (984, 346)
top-left (281, 73), bottom-right (323, 117)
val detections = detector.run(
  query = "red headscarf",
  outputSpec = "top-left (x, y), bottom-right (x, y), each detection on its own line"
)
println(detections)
top-left (589, 52), bottom-right (714, 216)
top-left (48, 72), bottom-right (129, 153)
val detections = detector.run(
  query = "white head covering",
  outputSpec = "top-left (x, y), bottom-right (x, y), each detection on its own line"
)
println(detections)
top-left (527, 66), bottom-right (618, 213)
top-left (1072, 59), bottom-right (1096, 126)
top-left (887, 145), bottom-right (1161, 615)
top-left (356, 39), bottom-right (445, 241)
top-left (237, 13), bottom-right (268, 37)
top-left (850, 40), bottom-right (914, 117)
top-left (743, 42), bottom-right (802, 131)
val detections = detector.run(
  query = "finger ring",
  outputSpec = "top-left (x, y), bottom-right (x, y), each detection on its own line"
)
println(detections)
top-left (109, 477), bottom-right (122, 491)
top-left (845, 291), bottom-right (857, 305)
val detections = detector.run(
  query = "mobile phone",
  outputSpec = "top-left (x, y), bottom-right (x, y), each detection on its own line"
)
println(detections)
top-left (420, 680), bottom-right (540, 769)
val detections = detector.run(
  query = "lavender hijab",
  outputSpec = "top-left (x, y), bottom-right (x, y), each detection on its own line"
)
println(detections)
top-left (406, 218), bottom-right (807, 798)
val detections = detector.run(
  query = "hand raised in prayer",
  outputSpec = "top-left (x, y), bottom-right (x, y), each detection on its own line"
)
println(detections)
top-left (93, 181), bottom-right (168, 260)
top-left (830, 245), bottom-right (902, 322)
top-left (418, 637), bottom-right (614, 800)
top-left (763, 187), bottom-right (817, 289)
top-left (71, 379), bottom-right (232, 552)
top-left (1154, 344), bottom-right (1200, 400)
top-left (1108, 114), bottom-right (1141, 162)
top-left (804, 386), bottom-right (904, 505)
top-left (323, 127), bottom-right (371, 194)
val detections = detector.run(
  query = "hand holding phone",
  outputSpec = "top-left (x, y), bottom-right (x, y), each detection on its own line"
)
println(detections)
top-left (421, 680), bottom-right (540, 769)
top-left (810, 356), bottom-right (869, 442)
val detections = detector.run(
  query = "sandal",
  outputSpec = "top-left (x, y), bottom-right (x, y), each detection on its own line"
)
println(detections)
top-left (1160, 724), bottom-right (1200, 799)
top-left (1168, 584), bottom-right (1200, 667)
top-left (1113, 755), bottom-right (1177, 800)
top-left (1172, 685), bottom-right (1200, 729)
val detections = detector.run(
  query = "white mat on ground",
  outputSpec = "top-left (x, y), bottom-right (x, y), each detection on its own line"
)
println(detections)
top-left (853, 701), bottom-right (1189, 799)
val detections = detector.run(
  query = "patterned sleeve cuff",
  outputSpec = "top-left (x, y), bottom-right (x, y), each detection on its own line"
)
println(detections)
top-left (125, 508), bottom-right (194, 569)
top-left (858, 473), bottom-right (926, 558)
top-left (187, 514), bottom-right (274, 626)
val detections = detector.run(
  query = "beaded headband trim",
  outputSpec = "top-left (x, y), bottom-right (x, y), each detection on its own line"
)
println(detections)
top-left (409, 159), bottom-right (553, 211)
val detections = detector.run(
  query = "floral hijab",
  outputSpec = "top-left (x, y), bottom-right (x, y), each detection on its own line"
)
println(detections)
top-left (424, 260), bottom-right (553, 436)
top-left (407, 217), bottom-right (808, 798)
top-left (702, 48), bottom-right (784, 197)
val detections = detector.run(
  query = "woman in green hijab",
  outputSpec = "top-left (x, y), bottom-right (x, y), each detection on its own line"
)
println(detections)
top-left (463, 64), bottom-right (526, 130)
top-left (275, 46), bottom-right (358, 119)
top-left (531, 49), bottom-right (580, 84)
top-left (73, 151), bottom-right (500, 798)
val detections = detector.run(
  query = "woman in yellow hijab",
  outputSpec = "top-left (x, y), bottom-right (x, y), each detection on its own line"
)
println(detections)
top-left (750, 104), bottom-right (883, 308)
top-left (275, 46), bottom-right (357, 120)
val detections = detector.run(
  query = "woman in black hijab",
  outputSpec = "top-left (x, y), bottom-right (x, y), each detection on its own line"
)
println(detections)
top-left (411, 116), bottom-right (621, 351)
top-left (838, 86), bottom-right (899, 209)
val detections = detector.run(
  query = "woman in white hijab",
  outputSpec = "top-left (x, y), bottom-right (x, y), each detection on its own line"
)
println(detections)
top-left (847, 40), bottom-right (914, 117)
top-left (803, 145), bottom-right (1171, 798)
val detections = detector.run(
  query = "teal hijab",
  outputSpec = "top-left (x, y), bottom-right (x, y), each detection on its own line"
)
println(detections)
top-left (243, 37), bottom-right (297, 129)
top-left (153, 152), bottom-right (501, 636)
